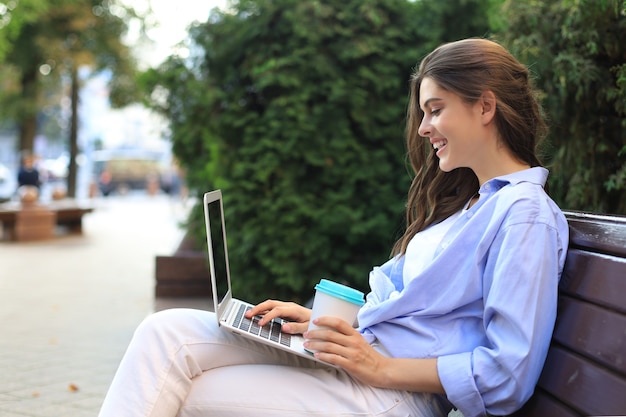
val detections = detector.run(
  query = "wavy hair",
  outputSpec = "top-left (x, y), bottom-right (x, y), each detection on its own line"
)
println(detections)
top-left (392, 38), bottom-right (548, 256)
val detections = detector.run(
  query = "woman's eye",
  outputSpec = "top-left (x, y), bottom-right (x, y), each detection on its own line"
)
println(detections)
top-left (430, 108), bottom-right (441, 116)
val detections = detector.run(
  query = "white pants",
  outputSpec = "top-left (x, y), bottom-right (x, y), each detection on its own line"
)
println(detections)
top-left (98, 308), bottom-right (450, 417)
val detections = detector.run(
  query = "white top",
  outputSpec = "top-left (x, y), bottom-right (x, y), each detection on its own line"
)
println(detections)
top-left (403, 208), bottom-right (465, 286)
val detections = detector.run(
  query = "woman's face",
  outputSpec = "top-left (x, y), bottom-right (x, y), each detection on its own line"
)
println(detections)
top-left (418, 77), bottom-right (487, 173)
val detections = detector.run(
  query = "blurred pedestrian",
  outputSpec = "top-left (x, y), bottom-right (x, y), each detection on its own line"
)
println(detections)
top-left (17, 151), bottom-right (41, 189)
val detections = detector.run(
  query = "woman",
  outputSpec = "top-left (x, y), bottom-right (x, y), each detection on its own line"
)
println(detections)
top-left (98, 38), bottom-right (569, 417)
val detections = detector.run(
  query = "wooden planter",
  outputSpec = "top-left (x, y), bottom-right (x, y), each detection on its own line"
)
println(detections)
top-left (155, 233), bottom-right (211, 297)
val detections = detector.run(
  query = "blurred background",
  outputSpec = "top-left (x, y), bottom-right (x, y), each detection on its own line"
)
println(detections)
top-left (0, 0), bottom-right (228, 203)
top-left (0, 0), bottom-right (625, 302)
top-left (0, 3), bottom-right (623, 415)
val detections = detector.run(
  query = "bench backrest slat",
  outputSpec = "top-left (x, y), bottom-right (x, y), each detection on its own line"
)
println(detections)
top-left (561, 248), bottom-right (626, 314)
top-left (565, 211), bottom-right (626, 257)
top-left (537, 346), bottom-right (626, 415)
top-left (553, 295), bottom-right (626, 375)
top-left (516, 391), bottom-right (590, 417)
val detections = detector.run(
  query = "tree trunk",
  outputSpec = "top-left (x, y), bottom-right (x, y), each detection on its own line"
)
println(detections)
top-left (67, 66), bottom-right (79, 198)
top-left (18, 66), bottom-right (38, 154)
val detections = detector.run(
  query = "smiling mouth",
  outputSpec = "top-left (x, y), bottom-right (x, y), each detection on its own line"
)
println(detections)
top-left (432, 140), bottom-right (447, 151)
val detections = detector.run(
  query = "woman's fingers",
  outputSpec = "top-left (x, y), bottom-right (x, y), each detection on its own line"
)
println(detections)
top-left (307, 316), bottom-right (355, 335)
top-left (302, 320), bottom-right (384, 382)
top-left (302, 317), bottom-right (356, 354)
top-left (246, 300), bottom-right (311, 327)
top-left (281, 321), bottom-right (309, 335)
top-left (303, 317), bottom-right (368, 356)
top-left (246, 300), bottom-right (278, 317)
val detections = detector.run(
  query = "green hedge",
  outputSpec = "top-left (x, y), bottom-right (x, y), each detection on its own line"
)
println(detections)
top-left (140, 0), bottom-right (496, 303)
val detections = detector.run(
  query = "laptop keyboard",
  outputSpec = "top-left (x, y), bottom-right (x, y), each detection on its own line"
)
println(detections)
top-left (233, 304), bottom-right (292, 347)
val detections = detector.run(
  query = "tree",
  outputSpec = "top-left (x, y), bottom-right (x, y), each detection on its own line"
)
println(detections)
top-left (500, 0), bottom-right (626, 213)
top-left (142, 0), bottom-right (495, 303)
top-left (0, 0), bottom-right (48, 61)
top-left (1, 0), bottom-right (139, 196)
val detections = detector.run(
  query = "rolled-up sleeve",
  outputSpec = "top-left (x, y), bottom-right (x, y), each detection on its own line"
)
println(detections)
top-left (438, 352), bottom-right (485, 416)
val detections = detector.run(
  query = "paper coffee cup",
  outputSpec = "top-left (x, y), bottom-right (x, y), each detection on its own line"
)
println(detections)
top-left (305, 279), bottom-right (365, 352)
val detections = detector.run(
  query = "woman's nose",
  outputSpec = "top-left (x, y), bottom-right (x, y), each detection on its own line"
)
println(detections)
top-left (418, 117), bottom-right (431, 138)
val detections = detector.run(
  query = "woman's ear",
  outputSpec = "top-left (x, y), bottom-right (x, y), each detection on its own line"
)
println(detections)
top-left (480, 90), bottom-right (497, 125)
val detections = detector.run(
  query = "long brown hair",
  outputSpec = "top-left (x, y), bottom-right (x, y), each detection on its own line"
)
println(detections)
top-left (391, 38), bottom-right (548, 256)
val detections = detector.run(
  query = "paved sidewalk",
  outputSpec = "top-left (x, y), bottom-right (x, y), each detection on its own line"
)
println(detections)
top-left (0, 194), bottom-right (210, 417)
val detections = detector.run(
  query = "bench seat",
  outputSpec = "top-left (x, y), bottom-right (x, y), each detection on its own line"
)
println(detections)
top-left (0, 200), bottom-right (95, 240)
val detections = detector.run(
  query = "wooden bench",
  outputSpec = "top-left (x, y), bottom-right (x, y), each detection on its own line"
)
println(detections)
top-left (513, 211), bottom-right (626, 416)
top-left (0, 200), bottom-right (95, 240)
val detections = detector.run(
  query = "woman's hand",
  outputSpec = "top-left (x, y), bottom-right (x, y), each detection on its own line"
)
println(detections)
top-left (246, 300), bottom-right (312, 335)
top-left (303, 316), bottom-right (387, 386)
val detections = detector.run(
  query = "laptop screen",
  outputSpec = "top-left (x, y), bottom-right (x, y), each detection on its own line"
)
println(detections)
top-left (206, 194), bottom-right (229, 304)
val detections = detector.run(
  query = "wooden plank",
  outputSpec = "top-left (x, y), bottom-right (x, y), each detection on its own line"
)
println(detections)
top-left (50, 201), bottom-right (95, 233)
top-left (155, 254), bottom-right (209, 280)
top-left (54, 207), bottom-right (94, 219)
top-left (512, 391), bottom-right (580, 417)
top-left (0, 210), bottom-right (16, 222)
top-left (155, 281), bottom-right (212, 297)
top-left (154, 254), bottom-right (211, 297)
top-left (565, 211), bottom-right (626, 257)
top-left (560, 249), bottom-right (626, 314)
top-left (537, 346), bottom-right (626, 416)
top-left (55, 207), bottom-right (94, 233)
top-left (553, 296), bottom-right (626, 375)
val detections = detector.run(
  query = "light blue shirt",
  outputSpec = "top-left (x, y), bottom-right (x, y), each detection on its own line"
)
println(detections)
top-left (357, 167), bottom-right (569, 417)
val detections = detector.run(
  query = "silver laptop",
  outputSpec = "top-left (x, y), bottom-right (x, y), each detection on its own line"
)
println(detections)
top-left (203, 189), bottom-right (331, 365)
